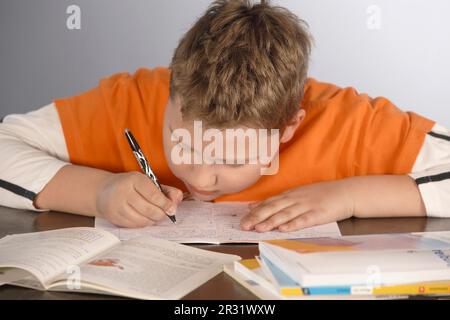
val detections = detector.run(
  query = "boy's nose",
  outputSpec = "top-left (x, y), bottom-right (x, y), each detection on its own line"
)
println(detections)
top-left (190, 165), bottom-right (217, 188)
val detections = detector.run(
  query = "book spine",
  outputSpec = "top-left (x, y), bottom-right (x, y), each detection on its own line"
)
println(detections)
top-left (370, 283), bottom-right (450, 295)
top-left (303, 286), bottom-right (352, 295)
top-left (303, 283), bottom-right (450, 296)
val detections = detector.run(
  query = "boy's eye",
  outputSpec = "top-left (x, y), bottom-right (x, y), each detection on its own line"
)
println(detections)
top-left (181, 144), bottom-right (193, 153)
top-left (174, 138), bottom-right (191, 151)
top-left (226, 163), bottom-right (245, 168)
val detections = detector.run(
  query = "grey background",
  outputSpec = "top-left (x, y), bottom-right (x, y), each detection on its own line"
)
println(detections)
top-left (0, 0), bottom-right (449, 125)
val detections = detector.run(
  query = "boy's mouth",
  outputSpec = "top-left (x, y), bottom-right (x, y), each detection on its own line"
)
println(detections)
top-left (185, 183), bottom-right (219, 196)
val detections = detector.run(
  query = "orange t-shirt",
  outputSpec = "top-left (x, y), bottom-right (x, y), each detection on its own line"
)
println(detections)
top-left (54, 67), bottom-right (435, 201)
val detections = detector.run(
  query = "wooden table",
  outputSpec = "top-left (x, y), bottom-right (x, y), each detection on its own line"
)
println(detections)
top-left (1, 205), bottom-right (450, 300)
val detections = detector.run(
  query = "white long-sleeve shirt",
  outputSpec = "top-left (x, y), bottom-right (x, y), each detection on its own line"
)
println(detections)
top-left (0, 102), bottom-right (449, 216)
top-left (0, 103), bottom-right (71, 211)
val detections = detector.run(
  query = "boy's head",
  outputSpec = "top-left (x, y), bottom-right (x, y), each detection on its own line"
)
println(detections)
top-left (163, 0), bottom-right (312, 200)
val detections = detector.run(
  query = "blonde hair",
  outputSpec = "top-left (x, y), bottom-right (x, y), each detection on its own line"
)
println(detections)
top-left (169, 0), bottom-right (312, 129)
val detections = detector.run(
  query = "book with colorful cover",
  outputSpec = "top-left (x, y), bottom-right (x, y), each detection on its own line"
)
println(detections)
top-left (258, 231), bottom-right (450, 289)
top-left (233, 258), bottom-right (280, 296)
top-left (258, 253), bottom-right (450, 296)
top-left (235, 256), bottom-right (450, 297)
top-left (263, 231), bottom-right (450, 254)
top-left (224, 263), bottom-right (281, 300)
top-left (234, 258), bottom-right (303, 297)
top-left (256, 256), bottom-right (303, 296)
top-left (224, 263), bottom-right (407, 300)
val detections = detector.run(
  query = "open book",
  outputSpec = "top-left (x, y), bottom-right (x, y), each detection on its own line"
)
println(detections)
top-left (0, 228), bottom-right (240, 299)
top-left (95, 201), bottom-right (341, 243)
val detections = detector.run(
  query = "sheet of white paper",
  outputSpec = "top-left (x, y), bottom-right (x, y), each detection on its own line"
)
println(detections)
top-left (95, 201), bottom-right (341, 243)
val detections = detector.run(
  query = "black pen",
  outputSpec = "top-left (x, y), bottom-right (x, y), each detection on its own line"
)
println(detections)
top-left (124, 128), bottom-right (177, 224)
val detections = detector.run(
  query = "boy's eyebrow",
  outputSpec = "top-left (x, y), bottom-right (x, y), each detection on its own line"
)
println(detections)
top-left (168, 124), bottom-right (260, 163)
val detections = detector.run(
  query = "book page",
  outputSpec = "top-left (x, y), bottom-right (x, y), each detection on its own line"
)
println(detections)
top-left (0, 227), bottom-right (120, 286)
top-left (95, 201), bottom-right (341, 243)
top-left (67, 236), bottom-right (240, 299)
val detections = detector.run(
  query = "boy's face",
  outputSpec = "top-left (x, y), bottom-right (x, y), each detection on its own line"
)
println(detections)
top-left (162, 97), bottom-right (288, 201)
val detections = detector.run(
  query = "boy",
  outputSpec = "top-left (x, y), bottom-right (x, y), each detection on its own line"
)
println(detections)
top-left (0, 0), bottom-right (449, 233)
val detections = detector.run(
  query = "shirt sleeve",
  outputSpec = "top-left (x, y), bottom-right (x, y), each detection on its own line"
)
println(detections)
top-left (408, 123), bottom-right (450, 218)
top-left (0, 103), bottom-right (72, 211)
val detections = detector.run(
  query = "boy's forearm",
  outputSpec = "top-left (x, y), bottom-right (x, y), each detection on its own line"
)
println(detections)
top-left (33, 164), bottom-right (114, 217)
top-left (344, 175), bottom-right (427, 218)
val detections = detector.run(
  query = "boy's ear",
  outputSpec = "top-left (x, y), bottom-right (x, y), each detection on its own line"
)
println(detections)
top-left (280, 109), bottom-right (306, 143)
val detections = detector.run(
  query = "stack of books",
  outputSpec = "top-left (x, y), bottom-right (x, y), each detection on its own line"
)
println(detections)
top-left (224, 231), bottom-right (450, 299)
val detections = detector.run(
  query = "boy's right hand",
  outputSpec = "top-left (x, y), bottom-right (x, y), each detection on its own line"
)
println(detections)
top-left (95, 172), bottom-right (183, 228)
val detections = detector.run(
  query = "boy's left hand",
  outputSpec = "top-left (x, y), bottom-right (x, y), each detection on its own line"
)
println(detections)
top-left (240, 180), bottom-right (355, 232)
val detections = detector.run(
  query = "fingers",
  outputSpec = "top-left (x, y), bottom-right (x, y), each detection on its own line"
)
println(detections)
top-left (162, 185), bottom-right (183, 205)
top-left (240, 197), bottom-right (296, 231)
top-left (253, 204), bottom-right (306, 232)
top-left (278, 210), bottom-right (320, 232)
top-left (127, 191), bottom-right (167, 221)
top-left (98, 172), bottom-right (184, 228)
top-left (115, 203), bottom-right (156, 228)
top-left (248, 201), bottom-right (261, 209)
top-left (251, 193), bottom-right (286, 210)
top-left (133, 177), bottom-right (178, 214)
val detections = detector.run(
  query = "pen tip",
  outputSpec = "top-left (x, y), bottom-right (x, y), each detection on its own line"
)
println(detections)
top-left (169, 215), bottom-right (177, 224)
